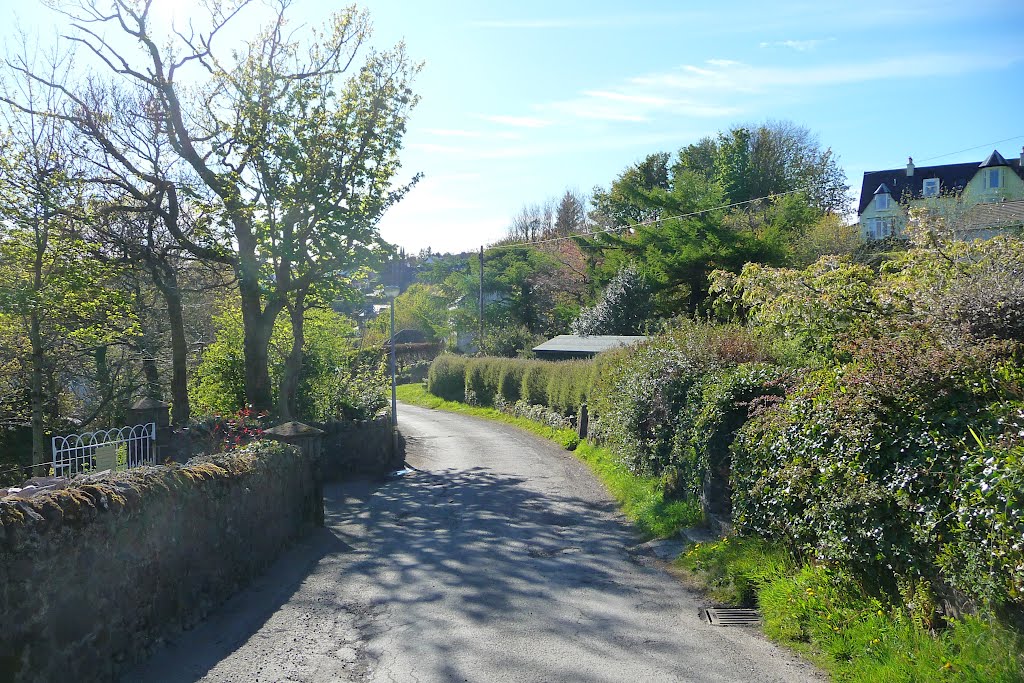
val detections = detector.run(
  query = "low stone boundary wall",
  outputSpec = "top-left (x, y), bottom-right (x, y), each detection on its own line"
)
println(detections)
top-left (319, 415), bottom-right (402, 480)
top-left (0, 441), bottom-right (318, 683)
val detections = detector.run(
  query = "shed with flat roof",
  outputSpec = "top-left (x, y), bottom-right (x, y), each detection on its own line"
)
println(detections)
top-left (532, 334), bottom-right (647, 360)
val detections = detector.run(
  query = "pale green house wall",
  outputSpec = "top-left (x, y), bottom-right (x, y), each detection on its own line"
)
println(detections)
top-left (859, 189), bottom-right (906, 238)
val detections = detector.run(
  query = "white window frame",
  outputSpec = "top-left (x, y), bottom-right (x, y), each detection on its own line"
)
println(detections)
top-left (922, 178), bottom-right (939, 197)
top-left (876, 193), bottom-right (890, 210)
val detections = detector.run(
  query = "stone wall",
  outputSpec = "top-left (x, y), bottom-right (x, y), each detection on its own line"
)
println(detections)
top-left (319, 414), bottom-right (402, 480)
top-left (0, 441), bottom-right (318, 683)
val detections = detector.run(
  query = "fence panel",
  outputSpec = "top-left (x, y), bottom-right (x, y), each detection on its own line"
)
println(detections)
top-left (51, 422), bottom-right (157, 477)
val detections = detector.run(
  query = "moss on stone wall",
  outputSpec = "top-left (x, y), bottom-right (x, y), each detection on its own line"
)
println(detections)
top-left (0, 440), bottom-right (318, 683)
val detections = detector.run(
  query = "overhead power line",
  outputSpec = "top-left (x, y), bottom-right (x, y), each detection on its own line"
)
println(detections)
top-left (918, 135), bottom-right (1024, 163)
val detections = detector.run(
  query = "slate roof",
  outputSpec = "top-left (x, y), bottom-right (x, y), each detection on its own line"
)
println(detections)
top-left (532, 335), bottom-right (647, 355)
top-left (858, 151), bottom-right (1024, 215)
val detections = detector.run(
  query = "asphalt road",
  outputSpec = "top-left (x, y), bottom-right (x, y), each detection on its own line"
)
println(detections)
top-left (123, 403), bottom-right (822, 683)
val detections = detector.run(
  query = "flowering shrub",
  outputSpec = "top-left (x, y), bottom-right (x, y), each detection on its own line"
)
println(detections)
top-left (731, 335), bottom-right (1024, 608)
top-left (588, 319), bottom-right (769, 476)
top-left (196, 407), bottom-right (269, 453)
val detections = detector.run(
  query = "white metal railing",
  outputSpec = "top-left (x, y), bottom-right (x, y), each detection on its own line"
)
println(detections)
top-left (51, 422), bottom-right (157, 477)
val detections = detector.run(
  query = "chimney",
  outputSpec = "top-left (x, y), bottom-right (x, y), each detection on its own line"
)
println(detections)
top-left (906, 156), bottom-right (915, 176)
top-left (1020, 147), bottom-right (1023, 166)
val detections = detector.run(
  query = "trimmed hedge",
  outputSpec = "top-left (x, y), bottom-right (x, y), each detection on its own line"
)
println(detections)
top-left (427, 354), bottom-right (469, 401)
top-left (426, 354), bottom-right (597, 416)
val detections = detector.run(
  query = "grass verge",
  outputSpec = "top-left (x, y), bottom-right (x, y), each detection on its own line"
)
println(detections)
top-left (401, 383), bottom-right (1023, 681)
top-left (396, 383), bottom-right (700, 537)
top-left (678, 537), bottom-right (1024, 682)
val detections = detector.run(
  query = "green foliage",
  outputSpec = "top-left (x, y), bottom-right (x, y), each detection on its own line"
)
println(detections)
top-left (731, 334), bottom-right (1024, 606)
top-left (571, 262), bottom-right (654, 335)
top-left (426, 355), bottom-right (596, 416)
top-left (191, 306), bottom-right (385, 421)
top-left (585, 120), bottom-right (849, 315)
top-left (938, 417), bottom-right (1024, 607)
top-left (588, 320), bottom-right (769, 476)
top-left (710, 257), bottom-right (888, 360)
top-left (426, 354), bottom-right (469, 402)
top-left (480, 323), bottom-right (543, 358)
top-left (680, 539), bottom-right (1024, 682)
top-left (669, 363), bottom-right (793, 504)
top-left (365, 283), bottom-right (452, 344)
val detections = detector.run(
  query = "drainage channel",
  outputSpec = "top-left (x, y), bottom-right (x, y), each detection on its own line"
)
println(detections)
top-left (705, 607), bottom-right (762, 626)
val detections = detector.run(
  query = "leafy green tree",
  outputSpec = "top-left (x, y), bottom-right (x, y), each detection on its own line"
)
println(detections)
top-left (365, 283), bottom-right (452, 345)
top-left (585, 166), bottom-right (774, 314)
top-left (679, 120), bottom-right (850, 213)
top-left (191, 304), bottom-right (382, 422)
top-left (0, 123), bottom-right (134, 468)
top-left (30, 0), bottom-right (419, 417)
top-left (571, 262), bottom-right (653, 335)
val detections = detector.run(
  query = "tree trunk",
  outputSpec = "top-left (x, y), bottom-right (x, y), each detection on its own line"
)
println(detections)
top-left (278, 297), bottom-right (306, 421)
top-left (238, 273), bottom-right (275, 413)
top-left (155, 268), bottom-right (190, 425)
top-left (142, 357), bottom-right (162, 400)
top-left (29, 311), bottom-right (47, 475)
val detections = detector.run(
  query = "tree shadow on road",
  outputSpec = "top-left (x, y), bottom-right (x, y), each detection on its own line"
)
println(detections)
top-left (317, 464), bottom-right (709, 682)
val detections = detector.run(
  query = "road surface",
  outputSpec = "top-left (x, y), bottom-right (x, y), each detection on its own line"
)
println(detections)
top-left (124, 403), bottom-right (821, 683)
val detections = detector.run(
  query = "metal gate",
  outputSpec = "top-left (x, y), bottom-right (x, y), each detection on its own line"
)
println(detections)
top-left (51, 422), bottom-right (157, 477)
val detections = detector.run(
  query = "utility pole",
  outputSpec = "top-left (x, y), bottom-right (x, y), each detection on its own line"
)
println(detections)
top-left (478, 245), bottom-right (484, 354)
top-left (390, 295), bottom-right (397, 425)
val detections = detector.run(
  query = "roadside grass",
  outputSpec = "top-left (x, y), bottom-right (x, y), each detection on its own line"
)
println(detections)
top-left (678, 537), bottom-right (1024, 682)
top-left (396, 383), bottom-right (700, 538)
top-left (400, 382), bottom-right (1023, 680)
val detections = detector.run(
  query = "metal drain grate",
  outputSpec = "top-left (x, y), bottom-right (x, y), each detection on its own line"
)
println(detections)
top-left (705, 608), bottom-right (761, 626)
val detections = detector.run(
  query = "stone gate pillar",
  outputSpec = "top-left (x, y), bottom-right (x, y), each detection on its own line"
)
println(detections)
top-left (127, 398), bottom-right (171, 463)
top-left (263, 421), bottom-right (326, 526)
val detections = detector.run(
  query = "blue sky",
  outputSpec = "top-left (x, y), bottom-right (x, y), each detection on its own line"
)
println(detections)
top-left (11, 0), bottom-right (1024, 253)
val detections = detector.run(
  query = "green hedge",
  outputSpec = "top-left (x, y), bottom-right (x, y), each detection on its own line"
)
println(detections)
top-left (587, 320), bottom-right (773, 478)
top-left (426, 354), bottom-right (597, 415)
top-left (732, 335), bottom-right (1024, 610)
top-left (426, 355), bottom-right (469, 401)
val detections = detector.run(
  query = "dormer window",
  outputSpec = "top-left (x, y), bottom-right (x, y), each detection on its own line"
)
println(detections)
top-left (876, 193), bottom-right (890, 210)
top-left (922, 178), bottom-right (939, 197)
top-left (986, 168), bottom-right (1001, 189)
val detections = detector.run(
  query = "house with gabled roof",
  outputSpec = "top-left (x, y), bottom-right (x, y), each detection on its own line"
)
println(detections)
top-left (858, 149), bottom-right (1024, 240)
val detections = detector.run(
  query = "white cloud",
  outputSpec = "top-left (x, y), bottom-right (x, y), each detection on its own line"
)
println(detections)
top-left (479, 114), bottom-right (553, 128)
top-left (631, 53), bottom-right (1022, 94)
top-left (758, 38), bottom-right (834, 51)
top-left (423, 128), bottom-right (521, 140)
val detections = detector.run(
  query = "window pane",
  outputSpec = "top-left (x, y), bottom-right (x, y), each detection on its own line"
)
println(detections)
top-left (990, 169), bottom-right (1001, 189)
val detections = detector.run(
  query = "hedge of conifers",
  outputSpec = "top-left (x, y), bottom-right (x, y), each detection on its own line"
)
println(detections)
top-left (427, 354), bottom-right (607, 416)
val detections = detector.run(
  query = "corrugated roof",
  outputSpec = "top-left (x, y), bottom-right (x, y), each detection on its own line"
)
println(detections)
top-left (858, 153), bottom-right (1024, 215)
top-left (532, 335), bottom-right (648, 354)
